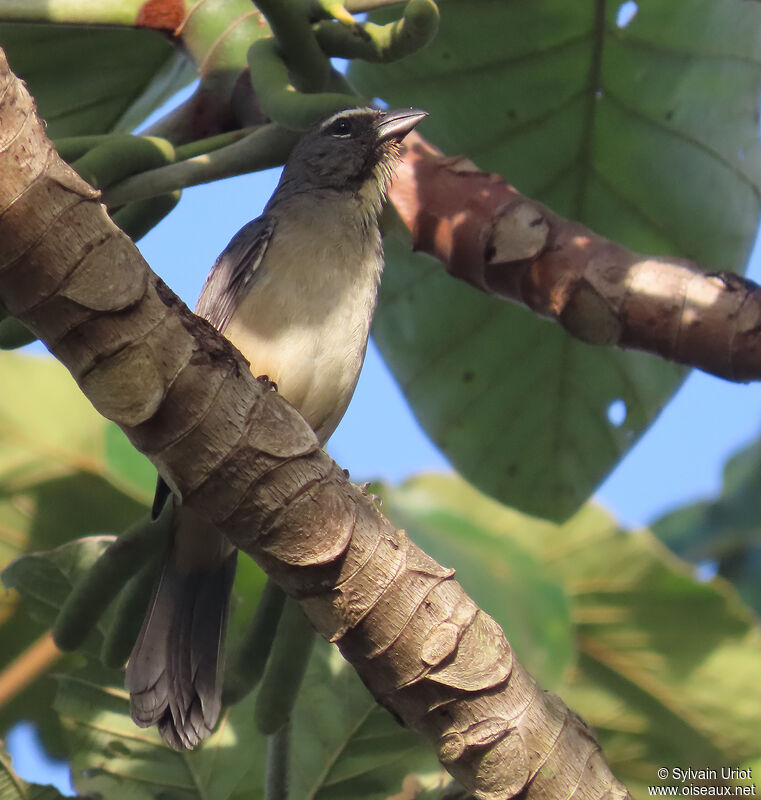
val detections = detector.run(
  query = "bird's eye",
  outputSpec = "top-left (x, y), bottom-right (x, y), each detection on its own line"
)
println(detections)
top-left (327, 117), bottom-right (354, 138)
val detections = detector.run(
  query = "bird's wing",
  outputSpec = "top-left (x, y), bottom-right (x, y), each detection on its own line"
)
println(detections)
top-left (194, 215), bottom-right (276, 333)
top-left (151, 216), bottom-right (275, 519)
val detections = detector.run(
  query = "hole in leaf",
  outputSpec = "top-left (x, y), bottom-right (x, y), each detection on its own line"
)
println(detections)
top-left (616, 1), bottom-right (638, 28)
top-left (695, 560), bottom-right (718, 583)
top-left (607, 398), bottom-right (627, 427)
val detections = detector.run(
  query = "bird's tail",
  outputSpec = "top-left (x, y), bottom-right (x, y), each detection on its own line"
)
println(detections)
top-left (126, 506), bottom-right (237, 750)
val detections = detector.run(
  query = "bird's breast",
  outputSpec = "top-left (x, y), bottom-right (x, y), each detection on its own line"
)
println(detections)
top-left (221, 206), bottom-right (382, 445)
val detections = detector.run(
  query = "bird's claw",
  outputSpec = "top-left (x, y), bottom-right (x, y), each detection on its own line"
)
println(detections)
top-left (256, 374), bottom-right (278, 392)
top-left (359, 482), bottom-right (382, 508)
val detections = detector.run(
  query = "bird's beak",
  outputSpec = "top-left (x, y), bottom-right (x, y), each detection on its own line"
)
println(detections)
top-left (375, 108), bottom-right (428, 143)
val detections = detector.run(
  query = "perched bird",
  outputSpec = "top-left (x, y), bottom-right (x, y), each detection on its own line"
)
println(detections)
top-left (125, 106), bottom-right (427, 750)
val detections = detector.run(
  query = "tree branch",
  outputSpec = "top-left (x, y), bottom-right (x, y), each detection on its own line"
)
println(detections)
top-left (0, 49), bottom-right (630, 800)
top-left (390, 132), bottom-right (761, 383)
top-left (0, 633), bottom-right (61, 708)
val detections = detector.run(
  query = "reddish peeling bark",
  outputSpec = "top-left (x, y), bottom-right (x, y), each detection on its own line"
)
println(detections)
top-left (391, 133), bottom-right (761, 383)
top-left (136, 0), bottom-right (186, 32)
top-left (0, 50), bottom-right (631, 800)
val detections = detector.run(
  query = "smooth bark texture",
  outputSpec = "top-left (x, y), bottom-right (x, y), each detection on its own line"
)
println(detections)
top-left (0, 51), bottom-right (630, 800)
top-left (390, 132), bottom-right (761, 383)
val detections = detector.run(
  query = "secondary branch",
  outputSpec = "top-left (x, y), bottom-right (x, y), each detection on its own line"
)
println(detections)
top-left (391, 132), bottom-right (761, 383)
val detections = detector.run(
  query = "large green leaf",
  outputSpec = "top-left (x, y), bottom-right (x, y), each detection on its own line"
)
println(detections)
top-left (0, 353), bottom-right (149, 749)
top-left (555, 506), bottom-right (761, 794)
top-left (353, 0), bottom-right (761, 519)
top-left (54, 661), bottom-right (266, 800)
top-left (104, 424), bottom-right (159, 500)
top-left (377, 474), bottom-right (761, 797)
top-left (0, 352), bottom-right (153, 555)
top-left (374, 229), bottom-right (680, 520)
top-left (0, 351), bottom-right (152, 566)
top-left (0, 24), bottom-right (196, 138)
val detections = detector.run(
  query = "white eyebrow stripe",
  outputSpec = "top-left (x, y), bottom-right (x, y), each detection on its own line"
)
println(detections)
top-left (319, 107), bottom-right (374, 130)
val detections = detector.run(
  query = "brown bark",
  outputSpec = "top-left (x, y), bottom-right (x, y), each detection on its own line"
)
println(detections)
top-left (390, 133), bottom-right (761, 383)
top-left (0, 51), bottom-right (630, 800)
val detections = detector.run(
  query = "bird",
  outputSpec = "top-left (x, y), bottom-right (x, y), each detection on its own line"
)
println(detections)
top-left (125, 105), bottom-right (428, 750)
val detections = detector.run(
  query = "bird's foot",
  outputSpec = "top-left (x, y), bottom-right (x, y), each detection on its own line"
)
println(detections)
top-left (256, 374), bottom-right (278, 392)
top-left (359, 482), bottom-right (383, 508)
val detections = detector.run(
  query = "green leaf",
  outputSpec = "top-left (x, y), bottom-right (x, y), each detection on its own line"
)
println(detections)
top-left (0, 24), bottom-right (196, 138)
top-left (104, 423), bottom-right (157, 499)
top-left (0, 352), bottom-right (148, 749)
top-left (0, 742), bottom-right (69, 800)
top-left (0, 351), bottom-right (149, 562)
top-left (3, 536), bottom-right (115, 654)
top-left (0, 351), bottom-right (151, 550)
top-left (652, 435), bottom-right (761, 612)
top-left (0, 352), bottom-right (104, 475)
top-left (374, 228), bottom-right (680, 520)
top-left (0, 743), bottom-right (28, 800)
top-left (1, 472), bottom-right (149, 557)
top-left (375, 475), bottom-right (575, 690)
top-left (3, 534), bottom-right (270, 791)
top-left (228, 553), bottom-right (268, 639)
top-left (289, 639), bottom-right (445, 800)
top-left (554, 506), bottom-right (761, 796)
top-left (353, 0), bottom-right (761, 519)
top-left (52, 640), bottom-right (440, 800)
top-left (53, 661), bottom-right (267, 800)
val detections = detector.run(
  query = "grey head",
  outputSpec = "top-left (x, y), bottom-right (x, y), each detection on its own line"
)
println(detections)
top-left (270, 106), bottom-right (427, 205)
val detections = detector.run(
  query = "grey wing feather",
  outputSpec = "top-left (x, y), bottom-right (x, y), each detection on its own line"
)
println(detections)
top-left (152, 217), bottom-right (275, 519)
top-left (149, 218), bottom-right (276, 527)
top-left (194, 215), bottom-right (276, 332)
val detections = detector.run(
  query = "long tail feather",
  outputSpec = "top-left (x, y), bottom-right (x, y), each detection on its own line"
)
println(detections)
top-left (126, 529), bottom-right (237, 750)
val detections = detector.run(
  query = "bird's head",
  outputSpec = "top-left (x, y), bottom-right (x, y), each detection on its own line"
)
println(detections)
top-left (275, 106), bottom-right (427, 209)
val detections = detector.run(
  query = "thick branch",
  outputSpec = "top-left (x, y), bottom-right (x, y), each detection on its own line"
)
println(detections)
top-left (0, 51), bottom-right (630, 800)
top-left (390, 133), bottom-right (761, 383)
